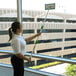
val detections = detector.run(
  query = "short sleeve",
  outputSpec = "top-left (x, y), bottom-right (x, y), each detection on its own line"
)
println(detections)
top-left (12, 38), bottom-right (21, 54)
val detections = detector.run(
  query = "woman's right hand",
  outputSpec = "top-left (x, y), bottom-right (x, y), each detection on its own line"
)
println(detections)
top-left (27, 58), bottom-right (31, 62)
top-left (15, 54), bottom-right (31, 62)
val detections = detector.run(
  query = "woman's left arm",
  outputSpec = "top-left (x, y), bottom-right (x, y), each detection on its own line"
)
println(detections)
top-left (25, 33), bottom-right (41, 42)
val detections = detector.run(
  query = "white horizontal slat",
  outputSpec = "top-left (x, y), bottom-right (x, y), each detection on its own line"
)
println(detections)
top-left (26, 42), bottom-right (63, 51)
top-left (26, 41), bottom-right (76, 51)
top-left (0, 35), bottom-right (9, 43)
top-left (23, 33), bottom-right (76, 40)
top-left (0, 22), bottom-right (76, 30)
top-left (1, 32), bottom-right (76, 43)
top-left (65, 33), bottom-right (76, 38)
top-left (39, 48), bottom-right (76, 56)
top-left (64, 41), bottom-right (76, 47)
top-left (40, 33), bottom-right (63, 40)
top-left (23, 22), bottom-right (76, 29)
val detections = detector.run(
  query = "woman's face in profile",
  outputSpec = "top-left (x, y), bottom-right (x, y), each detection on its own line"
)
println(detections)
top-left (17, 25), bottom-right (23, 33)
top-left (19, 25), bottom-right (23, 33)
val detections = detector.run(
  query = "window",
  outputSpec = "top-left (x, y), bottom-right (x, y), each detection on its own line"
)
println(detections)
top-left (37, 18), bottom-right (64, 22)
top-left (37, 48), bottom-right (61, 53)
top-left (23, 18), bottom-right (34, 22)
top-left (66, 29), bottom-right (76, 32)
top-left (0, 17), bottom-right (34, 22)
top-left (23, 30), bottom-right (34, 33)
top-left (64, 46), bottom-right (76, 49)
top-left (37, 29), bottom-right (63, 33)
top-left (0, 31), bottom-right (8, 35)
top-left (27, 39), bottom-right (62, 44)
top-left (65, 38), bottom-right (76, 41)
top-left (66, 20), bottom-right (76, 23)
top-left (0, 17), bottom-right (17, 22)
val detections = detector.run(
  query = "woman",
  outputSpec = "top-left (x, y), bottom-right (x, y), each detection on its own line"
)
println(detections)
top-left (8, 21), bottom-right (41, 76)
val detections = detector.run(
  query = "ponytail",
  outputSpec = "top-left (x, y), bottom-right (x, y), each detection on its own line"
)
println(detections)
top-left (8, 28), bottom-right (12, 41)
top-left (8, 21), bottom-right (21, 41)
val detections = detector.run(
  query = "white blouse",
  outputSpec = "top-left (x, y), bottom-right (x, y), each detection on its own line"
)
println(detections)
top-left (11, 34), bottom-right (26, 55)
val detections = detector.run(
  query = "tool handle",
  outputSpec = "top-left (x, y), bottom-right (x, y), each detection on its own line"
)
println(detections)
top-left (40, 25), bottom-right (44, 33)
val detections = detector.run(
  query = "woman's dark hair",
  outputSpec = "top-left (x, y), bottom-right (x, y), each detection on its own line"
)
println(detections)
top-left (8, 21), bottom-right (21, 41)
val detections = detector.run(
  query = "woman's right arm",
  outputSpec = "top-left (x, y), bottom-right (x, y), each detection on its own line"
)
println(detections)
top-left (13, 39), bottom-right (31, 62)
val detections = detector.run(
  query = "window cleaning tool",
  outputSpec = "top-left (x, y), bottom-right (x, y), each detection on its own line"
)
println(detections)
top-left (30, 10), bottom-right (49, 61)
top-left (29, 25), bottom-right (44, 62)
top-left (29, 3), bottom-right (55, 65)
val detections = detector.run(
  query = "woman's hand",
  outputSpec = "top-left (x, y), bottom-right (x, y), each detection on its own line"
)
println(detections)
top-left (27, 58), bottom-right (31, 62)
top-left (36, 33), bottom-right (41, 37)
top-left (15, 54), bottom-right (31, 62)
